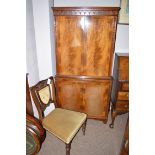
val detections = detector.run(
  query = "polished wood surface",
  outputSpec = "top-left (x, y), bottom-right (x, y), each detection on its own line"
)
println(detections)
top-left (56, 77), bottom-right (111, 121)
top-left (56, 78), bottom-right (83, 112)
top-left (85, 16), bottom-right (117, 76)
top-left (26, 114), bottom-right (45, 155)
top-left (26, 74), bottom-right (34, 116)
top-left (55, 16), bottom-right (84, 75)
top-left (115, 101), bottom-right (129, 111)
top-left (110, 53), bottom-right (129, 128)
top-left (119, 56), bottom-right (129, 80)
top-left (26, 114), bottom-right (45, 143)
top-left (55, 15), bottom-right (117, 77)
top-left (56, 75), bottom-right (112, 80)
top-left (53, 7), bottom-right (120, 16)
top-left (84, 80), bottom-right (111, 120)
top-left (53, 7), bottom-right (120, 122)
top-left (117, 92), bottom-right (129, 101)
top-left (119, 82), bottom-right (129, 91)
top-left (120, 119), bottom-right (129, 155)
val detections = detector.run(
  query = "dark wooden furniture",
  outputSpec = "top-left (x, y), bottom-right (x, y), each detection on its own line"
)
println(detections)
top-left (120, 118), bottom-right (129, 155)
top-left (110, 53), bottom-right (129, 128)
top-left (53, 7), bottom-right (120, 123)
top-left (30, 76), bottom-right (87, 155)
top-left (26, 114), bottom-right (45, 155)
top-left (26, 74), bottom-right (34, 116)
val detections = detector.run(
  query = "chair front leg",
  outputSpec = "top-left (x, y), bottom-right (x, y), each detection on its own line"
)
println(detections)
top-left (82, 119), bottom-right (87, 136)
top-left (66, 142), bottom-right (71, 155)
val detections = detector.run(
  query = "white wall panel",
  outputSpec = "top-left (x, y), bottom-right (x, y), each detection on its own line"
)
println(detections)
top-left (54, 0), bottom-right (120, 7)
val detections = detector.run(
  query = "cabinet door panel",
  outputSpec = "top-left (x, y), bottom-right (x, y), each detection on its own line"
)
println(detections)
top-left (56, 78), bottom-right (83, 112)
top-left (84, 16), bottom-right (117, 76)
top-left (55, 16), bottom-right (84, 75)
top-left (84, 80), bottom-right (111, 118)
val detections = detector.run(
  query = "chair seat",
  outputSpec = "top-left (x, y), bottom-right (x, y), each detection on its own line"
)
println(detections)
top-left (42, 108), bottom-right (87, 144)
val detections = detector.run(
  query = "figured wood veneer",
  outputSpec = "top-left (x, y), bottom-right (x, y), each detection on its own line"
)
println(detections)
top-left (120, 82), bottom-right (129, 91)
top-left (84, 80), bottom-right (111, 119)
top-left (117, 92), bottom-right (129, 101)
top-left (55, 77), bottom-right (112, 121)
top-left (55, 15), bottom-right (117, 77)
top-left (55, 16), bottom-right (84, 75)
top-left (119, 57), bottom-right (129, 80)
top-left (84, 16), bottom-right (117, 76)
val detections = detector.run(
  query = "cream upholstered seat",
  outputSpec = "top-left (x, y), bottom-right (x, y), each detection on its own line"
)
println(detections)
top-left (43, 108), bottom-right (86, 144)
top-left (30, 76), bottom-right (87, 155)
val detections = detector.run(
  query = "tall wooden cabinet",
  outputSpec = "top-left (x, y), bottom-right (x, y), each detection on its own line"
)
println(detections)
top-left (53, 7), bottom-right (120, 123)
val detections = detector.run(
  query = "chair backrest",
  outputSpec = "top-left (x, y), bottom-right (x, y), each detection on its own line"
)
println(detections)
top-left (30, 76), bottom-right (57, 122)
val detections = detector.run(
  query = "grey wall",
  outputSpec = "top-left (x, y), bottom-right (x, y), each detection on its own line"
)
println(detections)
top-left (26, 0), bottom-right (39, 86)
top-left (32, 0), bottom-right (55, 81)
top-left (26, 0), bottom-right (40, 118)
top-left (49, 0), bottom-right (56, 76)
top-left (115, 25), bottom-right (129, 53)
top-left (29, 0), bottom-right (55, 117)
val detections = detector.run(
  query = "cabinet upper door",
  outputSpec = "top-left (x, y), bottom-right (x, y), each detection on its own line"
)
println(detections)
top-left (55, 16), bottom-right (84, 76)
top-left (84, 16), bottom-right (117, 76)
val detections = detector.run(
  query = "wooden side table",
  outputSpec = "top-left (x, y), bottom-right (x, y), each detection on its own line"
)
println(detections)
top-left (109, 53), bottom-right (129, 128)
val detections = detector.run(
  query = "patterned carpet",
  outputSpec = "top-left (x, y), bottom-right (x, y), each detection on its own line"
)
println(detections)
top-left (38, 113), bottom-right (128, 155)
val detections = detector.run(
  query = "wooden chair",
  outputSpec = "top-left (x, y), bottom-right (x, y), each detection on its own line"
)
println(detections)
top-left (26, 114), bottom-right (45, 155)
top-left (30, 76), bottom-right (87, 155)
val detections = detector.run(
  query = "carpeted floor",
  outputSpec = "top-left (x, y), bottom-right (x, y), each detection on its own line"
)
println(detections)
top-left (38, 113), bottom-right (128, 155)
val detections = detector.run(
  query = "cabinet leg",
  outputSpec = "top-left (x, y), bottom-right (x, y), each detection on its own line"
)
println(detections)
top-left (103, 119), bottom-right (108, 124)
top-left (109, 110), bottom-right (117, 128)
top-left (66, 142), bottom-right (71, 155)
top-left (82, 119), bottom-right (87, 136)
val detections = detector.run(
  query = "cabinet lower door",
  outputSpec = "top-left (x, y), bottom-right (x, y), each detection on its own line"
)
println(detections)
top-left (84, 80), bottom-right (111, 120)
top-left (56, 78), bottom-right (83, 112)
top-left (55, 77), bottom-right (112, 121)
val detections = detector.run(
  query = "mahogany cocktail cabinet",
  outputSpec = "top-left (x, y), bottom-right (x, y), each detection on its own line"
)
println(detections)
top-left (52, 7), bottom-right (120, 123)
